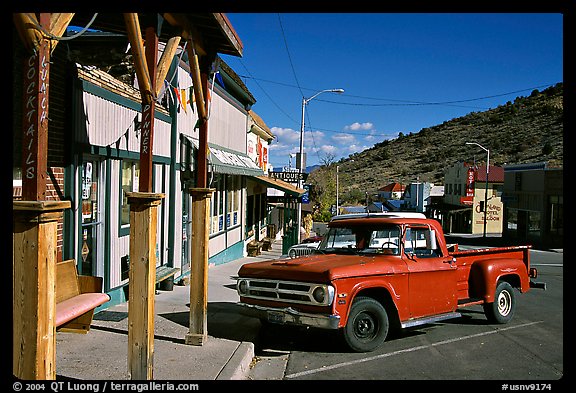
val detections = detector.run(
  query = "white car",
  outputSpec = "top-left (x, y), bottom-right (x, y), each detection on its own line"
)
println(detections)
top-left (287, 236), bottom-right (323, 258)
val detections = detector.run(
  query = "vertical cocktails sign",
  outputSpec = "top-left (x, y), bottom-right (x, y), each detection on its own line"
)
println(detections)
top-left (22, 39), bottom-right (49, 201)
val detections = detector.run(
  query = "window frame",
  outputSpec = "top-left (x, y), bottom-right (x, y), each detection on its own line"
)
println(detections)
top-left (119, 159), bottom-right (140, 236)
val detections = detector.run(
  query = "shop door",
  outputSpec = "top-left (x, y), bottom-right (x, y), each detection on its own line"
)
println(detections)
top-left (80, 159), bottom-right (104, 278)
top-left (181, 190), bottom-right (191, 273)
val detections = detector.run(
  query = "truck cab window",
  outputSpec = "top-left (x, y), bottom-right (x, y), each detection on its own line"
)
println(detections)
top-left (404, 227), bottom-right (440, 257)
top-left (368, 226), bottom-right (401, 255)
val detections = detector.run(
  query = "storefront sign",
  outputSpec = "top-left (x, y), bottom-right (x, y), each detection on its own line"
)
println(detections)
top-left (269, 171), bottom-right (308, 183)
top-left (22, 36), bottom-right (50, 200)
top-left (466, 167), bottom-right (475, 197)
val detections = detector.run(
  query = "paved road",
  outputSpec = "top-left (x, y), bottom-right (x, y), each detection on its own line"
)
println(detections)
top-left (248, 249), bottom-right (563, 383)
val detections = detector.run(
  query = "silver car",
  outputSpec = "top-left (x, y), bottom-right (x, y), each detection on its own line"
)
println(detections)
top-left (287, 236), bottom-right (323, 258)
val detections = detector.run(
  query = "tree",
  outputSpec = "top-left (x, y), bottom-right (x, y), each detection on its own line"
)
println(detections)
top-left (307, 164), bottom-right (336, 222)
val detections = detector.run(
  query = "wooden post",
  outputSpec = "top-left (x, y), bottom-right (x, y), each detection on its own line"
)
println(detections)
top-left (185, 52), bottom-right (214, 347)
top-left (126, 192), bottom-right (164, 380)
top-left (185, 188), bottom-right (214, 346)
top-left (21, 14), bottom-right (50, 201)
top-left (138, 26), bottom-right (158, 193)
top-left (13, 200), bottom-right (71, 380)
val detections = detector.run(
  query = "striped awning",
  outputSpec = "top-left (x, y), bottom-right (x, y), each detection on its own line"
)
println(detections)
top-left (182, 135), bottom-right (264, 177)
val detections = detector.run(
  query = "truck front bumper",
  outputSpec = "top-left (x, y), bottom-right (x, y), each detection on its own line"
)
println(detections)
top-left (237, 302), bottom-right (340, 330)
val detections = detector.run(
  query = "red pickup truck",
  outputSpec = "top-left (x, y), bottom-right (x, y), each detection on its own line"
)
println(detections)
top-left (236, 213), bottom-right (546, 352)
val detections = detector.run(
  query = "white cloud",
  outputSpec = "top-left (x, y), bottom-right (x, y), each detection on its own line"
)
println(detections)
top-left (304, 130), bottom-right (325, 144)
top-left (270, 126), bottom-right (300, 144)
top-left (318, 145), bottom-right (337, 154)
top-left (347, 144), bottom-right (371, 154)
top-left (332, 133), bottom-right (356, 144)
top-left (344, 122), bottom-right (374, 131)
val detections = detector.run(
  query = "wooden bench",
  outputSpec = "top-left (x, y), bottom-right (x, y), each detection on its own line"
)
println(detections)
top-left (247, 240), bottom-right (262, 256)
top-left (56, 260), bottom-right (110, 334)
top-left (261, 237), bottom-right (273, 251)
top-left (156, 265), bottom-right (180, 290)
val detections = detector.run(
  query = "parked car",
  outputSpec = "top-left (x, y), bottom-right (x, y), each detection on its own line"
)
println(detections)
top-left (287, 235), bottom-right (323, 258)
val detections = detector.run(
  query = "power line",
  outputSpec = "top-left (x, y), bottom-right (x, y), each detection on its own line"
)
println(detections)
top-left (236, 74), bottom-right (556, 109)
top-left (236, 59), bottom-right (299, 125)
top-left (277, 14), bottom-right (327, 166)
top-left (277, 14), bottom-right (305, 99)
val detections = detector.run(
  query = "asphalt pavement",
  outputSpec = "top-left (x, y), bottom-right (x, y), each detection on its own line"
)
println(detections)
top-left (55, 240), bottom-right (284, 381)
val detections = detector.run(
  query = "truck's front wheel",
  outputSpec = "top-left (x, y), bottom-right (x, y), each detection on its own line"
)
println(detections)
top-left (484, 281), bottom-right (516, 324)
top-left (342, 296), bottom-right (389, 352)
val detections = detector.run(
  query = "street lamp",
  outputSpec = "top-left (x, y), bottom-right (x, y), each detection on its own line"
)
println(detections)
top-left (466, 142), bottom-right (490, 238)
top-left (297, 88), bottom-right (344, 242)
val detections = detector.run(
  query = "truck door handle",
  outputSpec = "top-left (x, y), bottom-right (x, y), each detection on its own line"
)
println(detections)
top-left (443, 257), bottom-right (457, 265)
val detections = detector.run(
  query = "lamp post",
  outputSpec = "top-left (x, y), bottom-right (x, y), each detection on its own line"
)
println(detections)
top-left (466, 142), bottom-right (490, 238)
top-left (336, 165), bottom-right (339, 216)
top-left (297, 88), bottom-right (344, 242)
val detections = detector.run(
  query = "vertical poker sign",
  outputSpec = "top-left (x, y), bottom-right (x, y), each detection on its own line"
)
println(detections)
top-left (466, 167), bottom-right (475, 197)
top-left (22, 38), bottom-right (49, 201)
top-left (460, 167), bottom-right (475, 205)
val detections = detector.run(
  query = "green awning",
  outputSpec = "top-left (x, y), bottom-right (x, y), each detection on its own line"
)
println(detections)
top-left (248, 175), bottom-right (306, 197)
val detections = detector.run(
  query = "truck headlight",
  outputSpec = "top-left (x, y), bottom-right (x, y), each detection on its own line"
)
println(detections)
top-left (237, 279), bottom-right (248, 295)
top-left (312, 285), bottom-right (335, 305)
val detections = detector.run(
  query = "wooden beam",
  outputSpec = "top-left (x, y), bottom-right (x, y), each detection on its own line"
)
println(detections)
top-left (185, 41), bottom-right (208, 122)
top-left (48, 13), bottom-right (74, 49)
top-left (212, 13), bottom-right (243, 56)
top-left (155, 36), bottom-right (181, 97)
top-left (162, 13), bottom-right (207, 56)
top-left (123, 13), bottom-right (153, 103)
top-left (49, 13), bottom-right (74, 36)
top-left (13, 13), bottom-right (44, 52)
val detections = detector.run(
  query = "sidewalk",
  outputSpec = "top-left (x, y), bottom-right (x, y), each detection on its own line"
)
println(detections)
top-left (55, 240), bottom-right (284, 380)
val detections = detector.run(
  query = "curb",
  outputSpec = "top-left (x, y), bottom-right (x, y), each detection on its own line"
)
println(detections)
top-left (216, 342), bottom-right (255, 380)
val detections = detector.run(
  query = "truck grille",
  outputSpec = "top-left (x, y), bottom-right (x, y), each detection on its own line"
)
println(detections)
top-left (289, 247), bottom-right (315, 258)
top-left (237, 278), bottom-right (334, 306)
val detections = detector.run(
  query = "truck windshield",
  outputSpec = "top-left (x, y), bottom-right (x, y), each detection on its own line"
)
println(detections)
top-left (317, 225), bottom-right (401, 255)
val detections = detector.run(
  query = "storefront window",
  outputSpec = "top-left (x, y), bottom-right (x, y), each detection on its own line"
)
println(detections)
top-left (549, 195), bottom-right (563, 235)
top-left (506, 208), bottom-right (518, 233)
top-left (528, 210), bottom-right (541, 235)
top-left (121, 160), bottom-right (139, 226)
top-left (211, 175), bottom-right (224, 234)
top-left (226, 175), bottom-right (240, 228)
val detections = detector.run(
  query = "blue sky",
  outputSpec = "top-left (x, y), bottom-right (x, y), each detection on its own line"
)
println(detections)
top-left (220, 13), bottom-right (563, 170)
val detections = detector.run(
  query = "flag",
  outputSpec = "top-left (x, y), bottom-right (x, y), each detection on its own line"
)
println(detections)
top-left (189, 86), bottom-right (195, 113)
top-left (181, 89), bottom-right (187, 113)
top-left (215, 72), bottom-right (225, 88)
top-left (173, 87), bottom-right (182, 112)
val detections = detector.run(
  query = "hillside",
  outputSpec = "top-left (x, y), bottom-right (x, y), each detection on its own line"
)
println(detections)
top-left (308, 83), bottom-right (563, 210)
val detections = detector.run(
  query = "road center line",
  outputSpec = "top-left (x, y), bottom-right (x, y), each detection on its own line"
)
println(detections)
top-left (284, 320), bottom-right (543, 379)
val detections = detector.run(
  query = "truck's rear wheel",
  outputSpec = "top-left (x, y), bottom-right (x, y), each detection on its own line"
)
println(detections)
top-left (342, 296), bottom-right (389, 352)
top-left (484, 281), bottom-right (516, 324)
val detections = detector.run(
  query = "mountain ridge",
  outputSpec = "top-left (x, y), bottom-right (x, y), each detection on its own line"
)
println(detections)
top-left (308, 82), bottom-right (563, 208)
